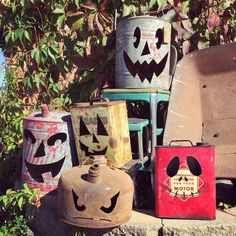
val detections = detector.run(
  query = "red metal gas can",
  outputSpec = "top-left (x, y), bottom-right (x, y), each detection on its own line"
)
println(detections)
top-left (22, 104), bottom-right (77, 196)
top-left (155, 141), bottom-right (215, 219)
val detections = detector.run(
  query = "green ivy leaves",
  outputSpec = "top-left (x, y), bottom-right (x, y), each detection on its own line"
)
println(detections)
top-left (5, 29), bottom-right (31, 44)
top-left (0, 184), bottom-right (40, 236)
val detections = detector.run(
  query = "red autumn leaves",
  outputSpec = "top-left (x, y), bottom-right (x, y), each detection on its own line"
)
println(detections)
top-left (207, 13), bottom-right (221, 32)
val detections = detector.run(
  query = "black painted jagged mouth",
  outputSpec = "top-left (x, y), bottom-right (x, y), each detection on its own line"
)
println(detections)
top-left (123, 51), bottom-right (169, 83)
top-left (72, 216), bottom-right (112, 222)
top-left (79, 141), bottom-right (108, 156)
top-left (25, 156), bottom-right (66, 183)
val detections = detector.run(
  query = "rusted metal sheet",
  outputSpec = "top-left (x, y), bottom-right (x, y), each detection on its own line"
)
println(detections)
top-left (22, 104), bottom-right (76, 196)
top-left (70, 100), bottom-right (132, 168)
top-left (163, 42), bottom-right (236, 178)
top-left (57, 156), bottom-right (134, 228)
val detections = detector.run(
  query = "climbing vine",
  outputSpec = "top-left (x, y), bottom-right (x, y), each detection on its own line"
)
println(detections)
top-left (0, 0), bottom-right (236, 188)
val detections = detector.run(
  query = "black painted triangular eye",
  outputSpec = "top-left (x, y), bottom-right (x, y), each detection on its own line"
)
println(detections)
top-left (187, 156), bottom-right (202, 176)
top-left (72, 189), bottom-right (86, 212)
top-left (97, 115), bottom-right (108, 136)
top-left (80, 118), bottom-right (91, 136)
top-left (100, 192), bottom-right (120, 214)
top-left (155, 28), bottom-right (164, 49)
top-left (24, 129), bottom-right (36, 144)
top-left (166, 156), bottom-right (180, 177)
top-left (34, 141), bottom-right (45, 158)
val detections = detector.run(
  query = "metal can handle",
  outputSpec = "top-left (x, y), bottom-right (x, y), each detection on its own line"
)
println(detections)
top-left (79, 155), bottom-right (107, 168)
top-left (169, 140), bottom-right (193, 146)
top-left (90, 97), bottom-right (110, 105)
top-left (79, 156), bottom-right (95, 167)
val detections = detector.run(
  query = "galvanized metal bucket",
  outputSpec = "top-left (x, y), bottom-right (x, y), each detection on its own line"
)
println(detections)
top-left (70, 98), bottom-right (132, 168)
top-left (116, 16), bottom-right (171, 89)
top-left (22, 104), bottom-right (77, 196)
top-left (57, 155), bottom-right (134, 228)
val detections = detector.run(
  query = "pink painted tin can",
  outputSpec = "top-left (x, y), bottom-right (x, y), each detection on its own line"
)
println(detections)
top-left (22, 104), bottom-right (77, 196)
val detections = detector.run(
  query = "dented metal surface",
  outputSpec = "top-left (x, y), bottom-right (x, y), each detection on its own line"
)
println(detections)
top-left (115, 15), bottom-right (172, 89)
top-left (70, 100), bottom-right (132, 168)
top-left (57, 155), bottom-right (134, 228)
top-left (22, 104), bottom-right (76, 196)
top-left (163, 43), bottom-right (236, 178)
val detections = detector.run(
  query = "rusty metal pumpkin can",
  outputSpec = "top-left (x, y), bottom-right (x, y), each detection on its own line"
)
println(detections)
top-left (22, 105), bottom-right (77, 196)
top-left (70, 99), bottom-right (132, 168)
top-left (116, 16), bottom-right (171, 89)
top-left (155, 141), bottom-right (215, 219)
top-left (57, 156), bottom-right (134, 228)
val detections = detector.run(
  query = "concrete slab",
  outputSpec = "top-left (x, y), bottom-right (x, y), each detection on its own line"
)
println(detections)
top-left (162, 209), bottom-right (236, 236)
top-left (223, 207), bottom-right (236, 217)
top-left (82, 210), bottom-right (162, 236)
top-left (26, 184), bottom-right (236, 236)
top-left (26, 202), bottom-right (162, 236)
top-left (27, 202), bottom-right (236, 236)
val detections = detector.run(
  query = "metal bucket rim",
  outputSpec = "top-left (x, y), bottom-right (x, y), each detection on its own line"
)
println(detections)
top-left (70, 100), bottom-right (125, 108)
top-left (117, 15), bottom-right (171, 25)
top-left (23, 112), bottom-right (71, 123)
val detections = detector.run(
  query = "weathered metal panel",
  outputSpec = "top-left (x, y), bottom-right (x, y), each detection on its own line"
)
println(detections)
top-left (22, 105), bottom-right (76, 196)
top-left (57, 157), bottom-right (134, 228)
top-left (70, 100), bottom-right (132, 168)
top-left (163, 58), bottom-right (203, 144)
top-left (163, 43), bottom-right (236, 178)
top-left (116, 16), bottom-right (171, 89)
top-left (155, 144), bottom-right (215, 219)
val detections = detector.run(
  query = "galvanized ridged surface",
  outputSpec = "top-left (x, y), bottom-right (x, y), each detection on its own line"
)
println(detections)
top-left (22, 105), bottom-right (76, 196)
top-left (116, 16), bottom-right (171, 89)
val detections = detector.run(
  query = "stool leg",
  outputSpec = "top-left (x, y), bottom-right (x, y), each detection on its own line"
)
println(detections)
top-left (137, 130), bottom-right (144, 160)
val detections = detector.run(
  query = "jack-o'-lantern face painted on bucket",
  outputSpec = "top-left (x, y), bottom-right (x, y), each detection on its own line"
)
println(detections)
top-left (116, 16), bottom-right (171, 89)
top-left (22, 108), bottom-right (75, 195)
top-left (57, 162), bottom-right (134, 228)
top-left (24, 129), bottom-right (67, 183)
top-left (70, 100), bottom-right (132, 168)
top-left (123, 26), bottom-right (168, 83)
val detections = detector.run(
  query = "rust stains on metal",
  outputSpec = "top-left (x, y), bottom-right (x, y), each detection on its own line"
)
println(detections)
top-left (70, 100), bottom-right (132, 168)
top-left (88, 164), bottom-right (101, 183)
top-left (109, 138), bottom-right (118, 149)
top-left (41, 104), bottom-right (49, 117)
top-left (22, 108), bottom-right (77, 196)
top-left (123, 137), bottom-right (130, 143)
top-left (57, 157), bottom-right (134, 228)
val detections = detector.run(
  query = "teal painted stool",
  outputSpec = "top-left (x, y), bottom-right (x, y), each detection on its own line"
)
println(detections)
top-left (102, 89), bottom-right (170, 208)
top-left (101, 88), bottom-right (170, 164)
top-left (128, 118), bottom-right (149, 162)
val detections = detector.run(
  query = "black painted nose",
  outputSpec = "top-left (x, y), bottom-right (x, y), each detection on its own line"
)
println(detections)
top-left (34, 141), bottom-right (45, 157)
top-left (141, 42), bottom-right (150, 56)
top-left (92, 134), bottom-right (99, 143)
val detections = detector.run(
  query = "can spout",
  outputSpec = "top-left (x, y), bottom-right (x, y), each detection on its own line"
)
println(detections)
top-left (160, 8), bottom-right (177, 22)
top-left (41, 104), bottom-right (49, 117)
top-left (88, 164), bottom-right (101, 183)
